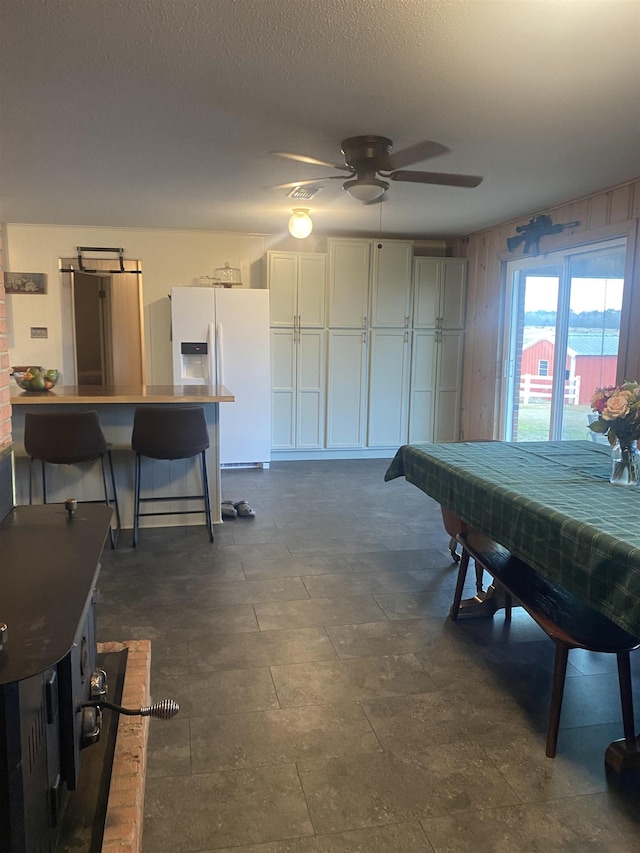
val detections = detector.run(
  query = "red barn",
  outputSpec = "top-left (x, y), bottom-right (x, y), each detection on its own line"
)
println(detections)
top-left (521, 331), bottom-right (618, 405)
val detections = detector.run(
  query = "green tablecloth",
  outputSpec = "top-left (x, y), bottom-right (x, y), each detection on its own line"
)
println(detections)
top-left (385, 440), bottom-right (640, 637)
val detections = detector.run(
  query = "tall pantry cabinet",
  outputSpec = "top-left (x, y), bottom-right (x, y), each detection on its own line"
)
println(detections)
top-left (325, 239), bottom-right (413, 449)
top-left (268, 252), bottom-right (327, 450)
top-left (267, 246), bottom-right (467, 456)
top-left (409, 257), bottom-right (466, 443)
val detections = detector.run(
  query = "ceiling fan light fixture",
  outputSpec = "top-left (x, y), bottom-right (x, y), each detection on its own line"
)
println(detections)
top-left (343, 177), bottom-right (389, 203)
top-left (288, 208), bottom-right (313, 239)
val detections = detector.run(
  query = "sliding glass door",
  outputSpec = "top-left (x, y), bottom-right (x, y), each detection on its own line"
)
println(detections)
top-left (503, 239), bottom-right (626, 442)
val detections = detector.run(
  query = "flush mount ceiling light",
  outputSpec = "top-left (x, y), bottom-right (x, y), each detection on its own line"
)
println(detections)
top-left (288, 208), bottom-right (313, 239)
top-left (343, 177), bottom-right (389, 203)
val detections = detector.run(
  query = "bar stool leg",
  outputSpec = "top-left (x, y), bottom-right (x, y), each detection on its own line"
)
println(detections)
top-left (200, 449), bottom-right (214, 543)
top-left (28, 458), bottom-right (35, 504)
top-left (133, 452), bottom-right (141, 547)
top-left (107, 450), bottom-right (121, 534)
top-left (99, 455), bottom-right (119, 549)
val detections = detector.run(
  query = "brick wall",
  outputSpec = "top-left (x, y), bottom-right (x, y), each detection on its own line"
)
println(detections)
top-left (0, 224), bottom-right (10, 447)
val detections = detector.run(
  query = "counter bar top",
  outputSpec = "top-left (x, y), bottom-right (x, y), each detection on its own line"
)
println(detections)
top-left (10, 384), bottom-right (235, 404)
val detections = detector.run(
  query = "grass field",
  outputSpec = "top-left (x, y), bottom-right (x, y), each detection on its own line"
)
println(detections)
top-left (515, 403), bottom-right (606, 442)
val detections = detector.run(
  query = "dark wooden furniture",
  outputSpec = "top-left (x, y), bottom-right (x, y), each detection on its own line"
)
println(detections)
top-left (0, 503), bottom-right (112, 852)
top-left (385, 440), bottom-right (640, 770)
top-left (451, 529), bottom-right (640, 761)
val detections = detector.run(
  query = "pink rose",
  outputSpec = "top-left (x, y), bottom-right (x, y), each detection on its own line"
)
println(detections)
top-left (602, 391), bottom-right (632, 421)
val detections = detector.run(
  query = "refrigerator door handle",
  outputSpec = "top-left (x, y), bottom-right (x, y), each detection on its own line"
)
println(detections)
top-left (216, 322), bottom-right (224, 386)
top-left (207, 322), bottom-right (217, 385)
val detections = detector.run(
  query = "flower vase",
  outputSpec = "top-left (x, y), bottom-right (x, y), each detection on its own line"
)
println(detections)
top-left (610, 441), bottom-right (639, 486)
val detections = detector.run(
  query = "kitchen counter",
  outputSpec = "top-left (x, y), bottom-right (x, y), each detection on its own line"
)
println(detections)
top-left (10, 384), bottom-right (234, 404)
top-left (10, 384), bottom-right (235, 531)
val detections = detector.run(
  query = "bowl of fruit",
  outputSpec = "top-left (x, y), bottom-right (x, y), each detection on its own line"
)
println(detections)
top-left (12, 366), bottom-right (60, 392)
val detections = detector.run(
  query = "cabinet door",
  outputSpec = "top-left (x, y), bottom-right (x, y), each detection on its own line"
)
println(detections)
top-left (441, 259), bottom-right (467, 329)
top-left (408, 330), bottom-right (437, 444)
top-left (367, 329), bottom-right (410, 447)
top-left (326, 329), bottom-right (368, 448)
top-left (434, 330), bottom-right (464, 442)
top-left (298, 254), bottom-right (326, 327)
top-left (412, 258), bottom-right (440, 328)
top-left (270, 329), bottom-right (296, 449)
top-left (370, 241), bottom-right (413, 327)
top-left (297, 330), bottom-right (326, 449)
top-left (328, 240), bottom-right (370, 327)
top-left (268, 253), bottom-right (297, 327)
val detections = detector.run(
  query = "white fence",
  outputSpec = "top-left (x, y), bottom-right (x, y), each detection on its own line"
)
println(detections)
top-left (520, 374), bottom-right (581, 405)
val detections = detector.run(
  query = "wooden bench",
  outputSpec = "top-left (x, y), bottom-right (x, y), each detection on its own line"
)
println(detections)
top-left (450, 529), bottom-right (640, 758)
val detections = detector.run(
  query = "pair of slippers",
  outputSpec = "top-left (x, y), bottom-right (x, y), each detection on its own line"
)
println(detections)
top-left (221, 500), bottom-right (255, 519)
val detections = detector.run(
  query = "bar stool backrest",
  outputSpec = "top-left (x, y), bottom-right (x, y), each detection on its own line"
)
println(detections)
top-left (131, 406), bottom-right (209, 460)
top-left (24, 411), bottom-right (108, 464)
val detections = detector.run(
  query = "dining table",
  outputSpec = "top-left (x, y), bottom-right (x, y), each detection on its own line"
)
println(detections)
top-left (385, 439), bottom-right (640, 769)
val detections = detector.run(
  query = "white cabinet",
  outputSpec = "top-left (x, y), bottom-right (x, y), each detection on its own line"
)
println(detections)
top-left (408, 257), bottom-right (466, 443)
top-left (327, 238), bottom-right (413, 450)
top-left (407, 331), bottom-right (437, 444)
top-left (326, 329), bottom-right (368, 448)
top-left (413, 257), bottom-right (466, 329)
top-left (433, 330), bottom-right (465, 442)
top-left (268, 252), bottom-right (326, 328)
top-left (367, 329), bottom-right (411, 447)
top-left (268, 252), bottom-right (326, 451)
top-left (329, 238), bottom-right (414, 329)
top-left (370, 241), bottom-right (413, 328)
top-left (328, 240), bottom-right (370, 328)
top-left (269, 246), bottom-right (467, 456)
top-left (270, 328), bottom-right (325, 450)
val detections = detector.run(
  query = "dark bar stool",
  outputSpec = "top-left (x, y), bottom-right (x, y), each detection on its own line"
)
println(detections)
top-left (131, 405), bottom-right (213, 546)
top-left (23, 410), bottom-right (121, 548)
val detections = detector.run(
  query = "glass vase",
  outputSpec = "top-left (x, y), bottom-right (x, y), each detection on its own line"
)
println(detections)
top-left (610, 440), bottom-right (639, 486)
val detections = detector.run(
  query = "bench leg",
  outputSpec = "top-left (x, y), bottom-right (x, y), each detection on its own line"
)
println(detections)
top-left (616, 651), bottom-right (637, 746)
top-left (450, 548), bottom-right (470, 621)
top-left (547, 642), bottom-right (569, 758)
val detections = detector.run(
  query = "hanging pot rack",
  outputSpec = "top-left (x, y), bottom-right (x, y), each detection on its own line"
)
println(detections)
top-left (60, 246), bottom-right (142, 274)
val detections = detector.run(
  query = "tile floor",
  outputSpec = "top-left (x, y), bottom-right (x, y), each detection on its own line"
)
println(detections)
top-left (96, 459), bottom-right (640, 852)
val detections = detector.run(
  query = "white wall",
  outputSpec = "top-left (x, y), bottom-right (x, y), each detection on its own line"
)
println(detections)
top-left (5, 224), bottom-right (326, 384)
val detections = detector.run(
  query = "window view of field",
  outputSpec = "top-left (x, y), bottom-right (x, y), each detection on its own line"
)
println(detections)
top-left (516, 402), bottom-right (606, 442)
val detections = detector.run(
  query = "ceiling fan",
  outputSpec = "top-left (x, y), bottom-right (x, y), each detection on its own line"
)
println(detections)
top-left (272, 135), bottom-right (483, 203)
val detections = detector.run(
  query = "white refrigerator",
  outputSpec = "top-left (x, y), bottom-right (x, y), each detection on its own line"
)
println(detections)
top-left (171, 286), bottom-right (270, 468)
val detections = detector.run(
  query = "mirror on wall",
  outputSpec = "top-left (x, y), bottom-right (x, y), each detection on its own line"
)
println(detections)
top-left (62, 257), bottom-right (145, 386)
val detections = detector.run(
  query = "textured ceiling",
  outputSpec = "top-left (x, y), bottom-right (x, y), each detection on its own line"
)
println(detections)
top-left (0, 0), bottom-right (639, 239)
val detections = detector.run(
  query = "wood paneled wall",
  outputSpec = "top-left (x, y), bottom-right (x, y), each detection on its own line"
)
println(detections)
top-left (453, 178), bottom-right (640, 440)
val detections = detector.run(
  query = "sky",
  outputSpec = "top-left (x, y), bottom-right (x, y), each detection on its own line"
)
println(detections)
top-left (523, 276), bottom-right (624, 313)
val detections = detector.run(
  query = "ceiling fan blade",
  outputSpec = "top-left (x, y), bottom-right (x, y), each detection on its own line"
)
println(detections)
top-left (272, 151), bottom-right (351, 171)
top-left (272, 176), bottom-right (350, 189)
top-left (389, 170), bottom-right (484, 188)
top-left (385, 140), bottom-right (450, 170)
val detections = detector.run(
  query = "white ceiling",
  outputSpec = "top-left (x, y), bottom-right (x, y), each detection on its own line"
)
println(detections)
top-left (1, 0), bottom-right (639, 240)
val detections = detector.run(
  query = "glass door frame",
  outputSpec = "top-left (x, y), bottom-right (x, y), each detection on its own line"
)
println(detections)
top-left (501, 236), bottom-right (627, 442)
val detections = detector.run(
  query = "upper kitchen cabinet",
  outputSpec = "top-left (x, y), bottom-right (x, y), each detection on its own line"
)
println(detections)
top-left (328, 239), bottom-right (371, 328)
top-left (370, 241), bottom-right (413, 328)
top-left (267, 251), bottom-right (326, 328)
top-left (413, 257), bottom-right (467, 329)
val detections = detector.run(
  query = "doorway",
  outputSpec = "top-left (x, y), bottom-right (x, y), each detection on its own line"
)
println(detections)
top-left (62, 257), bottom-right (145, 386)
top-left (503, 238), bottom-right (626, 442)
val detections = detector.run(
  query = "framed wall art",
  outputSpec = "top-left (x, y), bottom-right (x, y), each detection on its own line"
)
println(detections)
top-left (4, 272), bottom-right (48, 294)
